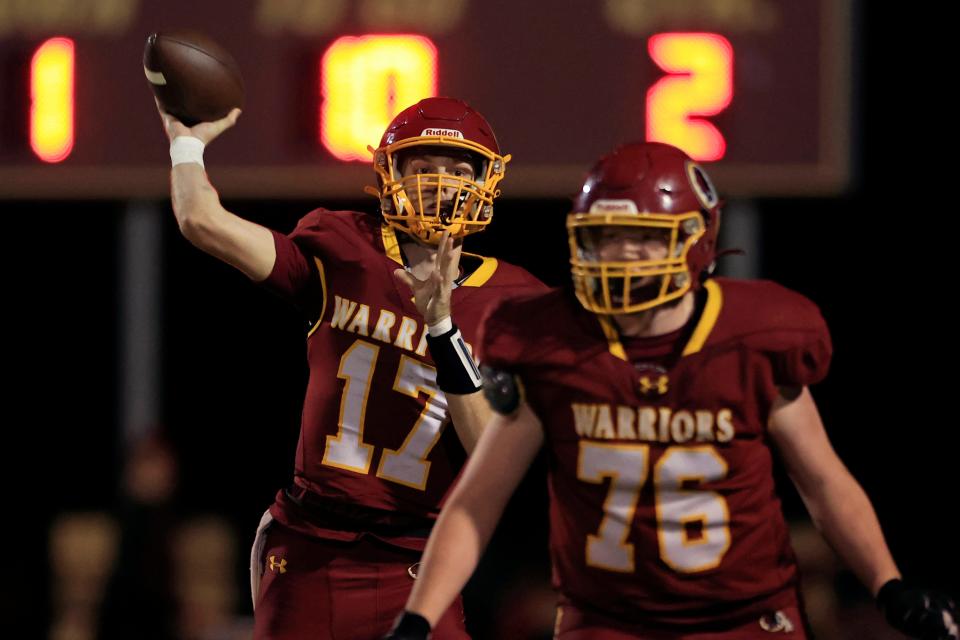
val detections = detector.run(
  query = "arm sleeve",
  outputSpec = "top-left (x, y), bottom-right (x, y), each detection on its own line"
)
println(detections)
top-left (770, 308), bottom-right (832, 387)
top-left (256, 211), bottom-right (331, 319)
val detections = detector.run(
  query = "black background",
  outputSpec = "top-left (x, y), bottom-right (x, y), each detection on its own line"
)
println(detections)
top-left (5, 2), bottom-right (958, 637)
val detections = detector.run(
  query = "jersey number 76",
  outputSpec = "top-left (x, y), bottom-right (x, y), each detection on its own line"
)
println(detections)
top-left (578, 441), bottom-right (731, 574)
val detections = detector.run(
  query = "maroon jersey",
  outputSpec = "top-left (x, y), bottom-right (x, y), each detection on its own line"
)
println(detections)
top-left (261, 208), bottom-right (542, 549)
top-left (478, 278), bottom-right (831, 626)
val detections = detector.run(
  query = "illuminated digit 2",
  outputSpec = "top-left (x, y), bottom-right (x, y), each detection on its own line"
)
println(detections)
top-left (647, 33), bottom-right (733, 161)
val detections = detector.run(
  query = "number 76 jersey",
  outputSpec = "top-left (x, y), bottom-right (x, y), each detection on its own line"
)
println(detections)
top-left (259, 209), bottom-right (543, 548)
top-left (477, 278), bottom-right (832, 626)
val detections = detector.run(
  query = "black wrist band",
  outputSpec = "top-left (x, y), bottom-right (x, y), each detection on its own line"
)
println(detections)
top-left (391, 611), bottom-right (432, 638)
top-left (425, 324), bottom-right (483, 394)
top-left (876, 578), bottom-right (903, 609)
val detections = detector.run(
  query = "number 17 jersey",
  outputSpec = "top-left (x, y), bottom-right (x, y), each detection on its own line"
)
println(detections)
top-left (259, 208), bottom-right (543, 549)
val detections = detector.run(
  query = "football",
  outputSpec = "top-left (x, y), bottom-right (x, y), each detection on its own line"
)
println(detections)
top-left (143, 31), bottom-right (244, 126)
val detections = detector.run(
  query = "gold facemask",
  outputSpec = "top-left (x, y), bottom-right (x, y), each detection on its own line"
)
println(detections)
top-left (368, 136), bottom-right (510, 244)
top-left (567, 210), bottom-right (706, 314)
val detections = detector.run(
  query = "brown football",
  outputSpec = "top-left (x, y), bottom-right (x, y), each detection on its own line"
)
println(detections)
top-left (143, 31), bottom-right (244, 126)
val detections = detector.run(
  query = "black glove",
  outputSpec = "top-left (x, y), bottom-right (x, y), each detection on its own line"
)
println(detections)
top-left (877, 578), bottom-right (959, 640)
top-left (383, 611), bottom-right (431, 640)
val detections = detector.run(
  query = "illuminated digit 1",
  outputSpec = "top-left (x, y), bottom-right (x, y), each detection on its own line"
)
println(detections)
top-left (647, 33), bottom-right (733, 161)
top-left (30, 37), bottom-right (75, 163)
top-left (320, 35), bottom-right (437, 162)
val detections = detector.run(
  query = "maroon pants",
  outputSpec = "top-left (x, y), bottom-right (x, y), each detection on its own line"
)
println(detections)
top-left (555, 601), bottom-right (808, 639)
top-left (254, 522), bottom-right (470, 640)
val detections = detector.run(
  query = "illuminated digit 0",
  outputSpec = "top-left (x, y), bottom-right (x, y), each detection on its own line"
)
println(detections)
top-left (320, 35), bottom-right (437, 161)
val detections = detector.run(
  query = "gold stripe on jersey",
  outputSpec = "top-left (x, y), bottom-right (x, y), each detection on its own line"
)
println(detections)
top-left (381, 224), bottom-right (403, 265)
top-left (595, 279), bottom-right (723, 361)
top-left (380, 225), bottom-right (498, 286)
top-left (682, 279), bottom-right (723, 356)
top-left (307, 256), bottom-right (328, 338)
top-left (596, 315), bottom-right (628, 361)
top-left (460, 254), bottom-right (498, 287)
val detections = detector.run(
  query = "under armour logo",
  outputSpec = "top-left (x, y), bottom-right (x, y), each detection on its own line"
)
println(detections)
top-left (759, 610), bottom-right (795, 633)
top-left (638, 375), bottom-right (669, 396)
top-left (268, 555), bottom-right (287, 574)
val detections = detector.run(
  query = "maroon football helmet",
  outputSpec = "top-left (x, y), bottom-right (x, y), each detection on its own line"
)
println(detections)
top-left (568, 142), bottom-right (722, 314)
top-left (368, 97), bottom-right (510, 244)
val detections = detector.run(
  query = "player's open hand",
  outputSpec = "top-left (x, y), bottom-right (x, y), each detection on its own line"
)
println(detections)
top-left (878, 579), bottom-right (959, 640)
top-left (155, 97), bottom-right (241, 145)
top-left (393, 230), bottom-right (462, 327)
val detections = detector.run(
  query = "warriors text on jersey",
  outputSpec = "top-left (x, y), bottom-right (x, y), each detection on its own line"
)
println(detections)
top-left (477, 278), bottom-right (831, 626)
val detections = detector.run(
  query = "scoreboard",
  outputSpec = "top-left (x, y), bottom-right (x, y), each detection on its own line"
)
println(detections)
top-left (0, 0), bottom-right (852, 198)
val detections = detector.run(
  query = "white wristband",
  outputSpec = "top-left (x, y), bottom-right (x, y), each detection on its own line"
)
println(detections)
top-left (428, 316), bottom-right (453, 336)
top-left (170, 136), bottom-right (205, 168)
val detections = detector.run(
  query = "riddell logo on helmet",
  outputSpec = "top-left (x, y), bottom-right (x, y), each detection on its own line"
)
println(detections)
top-left (421, 128), bottom-right (464, 138)
top-left (589, 200), bottom-right (639, 214)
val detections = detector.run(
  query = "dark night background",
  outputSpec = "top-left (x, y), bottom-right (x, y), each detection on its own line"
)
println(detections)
top-left (3, 1), bottom-right (957, 638)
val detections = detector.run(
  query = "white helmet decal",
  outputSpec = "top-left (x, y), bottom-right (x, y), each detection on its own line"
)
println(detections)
top-left (420, 128), bottom-right (464, 138)
top-left (588, 199), bottom-right (639, 214)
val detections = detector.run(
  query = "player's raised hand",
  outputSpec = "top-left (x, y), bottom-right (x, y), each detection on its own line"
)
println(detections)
top-left (393, 230), bottom-right (462, 327)
top-left (155, 97), bottom-right (241, 145)
top-left (878, 579), bottom-right (959, 640)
